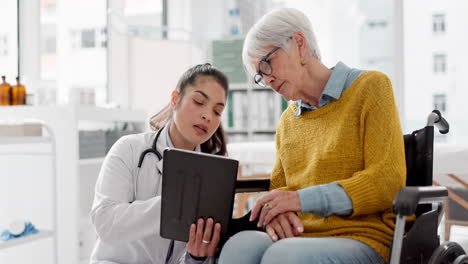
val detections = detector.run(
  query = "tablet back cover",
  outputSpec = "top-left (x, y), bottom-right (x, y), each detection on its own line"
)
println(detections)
top-left (160, 148), bottom-right (239, 243)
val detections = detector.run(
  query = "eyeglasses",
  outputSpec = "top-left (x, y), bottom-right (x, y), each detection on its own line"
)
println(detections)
top-left (253, 37), bottom-right (292, 88)
top-left (253, 46), bottom-right (281, 88)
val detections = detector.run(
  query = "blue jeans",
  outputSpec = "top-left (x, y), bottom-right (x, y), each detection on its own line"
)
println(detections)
top-left (219, 231), bottom-right (386, 264)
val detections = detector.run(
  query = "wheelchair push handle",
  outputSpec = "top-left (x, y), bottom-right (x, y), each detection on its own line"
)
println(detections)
top-left (427, 110), bottom-right (449, 134)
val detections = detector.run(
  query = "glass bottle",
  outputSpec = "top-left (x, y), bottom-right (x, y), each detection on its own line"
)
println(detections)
top-left (0, 76), bottom-right (11, 105)
top-left (11, 76), bottom-right (26, 105)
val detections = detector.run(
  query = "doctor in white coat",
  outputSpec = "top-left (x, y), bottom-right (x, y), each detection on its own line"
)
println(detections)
top-left (90, 63), bottom-right (230, 264)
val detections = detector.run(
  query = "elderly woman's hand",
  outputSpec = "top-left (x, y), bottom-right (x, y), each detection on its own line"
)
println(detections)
top-left (250, 190), bottom-right (302, 227)
top-left (186, 218), bottom-right (221, 258)
top-left (265, 212), bottom-right (304, 241)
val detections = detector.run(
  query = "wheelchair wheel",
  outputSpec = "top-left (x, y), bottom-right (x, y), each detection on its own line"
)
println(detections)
top-left (454, 254), bottom-right (468, 264)
top-left (428, 242), bottom-right (467, 264)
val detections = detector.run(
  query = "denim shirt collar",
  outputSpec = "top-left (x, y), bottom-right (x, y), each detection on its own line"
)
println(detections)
top-left (294, 61), bottom-right (351, 117)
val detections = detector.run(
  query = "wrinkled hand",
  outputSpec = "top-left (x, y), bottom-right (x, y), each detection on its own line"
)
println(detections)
top-left (250, 190), bottom-right (301, 227)
top-left (265, 212), bottom-right (304, 241)
top-left (186, 218), bottom-right (221, 258)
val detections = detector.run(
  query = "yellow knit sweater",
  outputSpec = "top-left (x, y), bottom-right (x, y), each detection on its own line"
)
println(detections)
top-left (270, 71), bottom-right (406, 262)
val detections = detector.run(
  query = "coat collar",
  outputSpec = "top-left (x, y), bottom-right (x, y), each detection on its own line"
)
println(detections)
top-left (155, 124), bottom-right (202, 174)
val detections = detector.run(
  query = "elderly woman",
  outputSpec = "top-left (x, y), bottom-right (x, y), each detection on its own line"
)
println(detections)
top-left (219, 8), bottom-right (406, 264)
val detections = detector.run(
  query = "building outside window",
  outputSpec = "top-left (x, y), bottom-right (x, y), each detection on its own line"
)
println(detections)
top-left (433, 94), bottom-right (447, 113)
top-left (43, 36), bottom-right (56, 54)
top-left (81, 29), bottom-right (96, 48)
top-left (368, 20), bottom-right (388, 28)
top-left (433, 93), bottom-right (448, 142)
top-left (0, 36), bottom-right (8, 56)
top-left (0, 0), bottom-right (18, 78)
top-left (432, 13), bottom-right (445, 33)
top-left (99, 28), bottom-right (107, 48)
top-left (433, 53), bottom-right (446, 73)
top-left (71, 28), bottom-right (106, 50)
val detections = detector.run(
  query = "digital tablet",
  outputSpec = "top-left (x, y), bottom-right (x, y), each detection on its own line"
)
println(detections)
top-left (160, 148), bottom-right (239, 243)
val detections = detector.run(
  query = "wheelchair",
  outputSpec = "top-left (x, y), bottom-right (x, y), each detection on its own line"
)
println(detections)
top-left (231, 110), bottom-right (468, 264)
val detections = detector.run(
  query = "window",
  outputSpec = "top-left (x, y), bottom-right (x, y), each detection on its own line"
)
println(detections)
top-left (0, 36), bottom-right (8, 56)
top-left (81, 29), bottom-right (96, 48)
top-left (433, 94), bottom-right (447, 113)
top-left (71, 30), bottom-right (80, 50)
top-left (367, 20), bottom-right (388, 28)
top-left (72, 28), bottom-right (105, 50)
top-left (433, 53), bottom-right (446, 73)
top-left (41, 0), bottom-right (56, 15)
top-left (433, 13), bottom-right (445, 33)
top-left (0, 0), bottom-right (18, 78)
top-left (39, 0), bottom-right (108, 105)
top-left (43, 36), bottom-right (56, 54)
top-left (99, 28), bottom-right (107, 48)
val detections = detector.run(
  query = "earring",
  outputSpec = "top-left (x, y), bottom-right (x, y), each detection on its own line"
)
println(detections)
top-left (300, 58), bottom-right (307, 66)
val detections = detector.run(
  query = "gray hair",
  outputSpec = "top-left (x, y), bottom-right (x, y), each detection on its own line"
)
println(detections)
top-left (242, 8), bottom-right (322, 77)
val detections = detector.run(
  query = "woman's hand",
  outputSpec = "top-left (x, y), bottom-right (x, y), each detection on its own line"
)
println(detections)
top-left (265, 212), bottom-right (304, 241)
top-left (250, 190), bottom-right (301, 227)
top-left (186, 218), bottom-right (221, 258)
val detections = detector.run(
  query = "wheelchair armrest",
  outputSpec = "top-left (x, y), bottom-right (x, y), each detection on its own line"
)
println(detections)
top-left (393, 186), bottom-right (448, 216)
top-left (235, 178), bottom-right (270, 193)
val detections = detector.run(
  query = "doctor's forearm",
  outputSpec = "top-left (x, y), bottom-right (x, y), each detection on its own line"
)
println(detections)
top-left (91, 196), bottom-right (162, 243)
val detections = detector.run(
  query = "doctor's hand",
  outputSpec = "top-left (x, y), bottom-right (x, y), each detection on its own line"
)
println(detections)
top-left (250, 190), bottom-right (301, 228)
top-left (264, 212), bottom-right (304, 241)
top-left (186, 218), bottom-right (221, 258)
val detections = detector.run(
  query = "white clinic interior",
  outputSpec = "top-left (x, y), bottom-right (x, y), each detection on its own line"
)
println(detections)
top-left (1, 0), bottom-right (468, 263)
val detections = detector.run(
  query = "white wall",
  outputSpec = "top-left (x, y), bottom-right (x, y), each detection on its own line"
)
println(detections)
top-left (129, 38), bottom-right (197, 130)
top-left (108, 29), bottom-right (130, 108)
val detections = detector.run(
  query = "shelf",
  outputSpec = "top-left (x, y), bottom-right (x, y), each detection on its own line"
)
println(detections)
top-left (226, 129), bottom-right (249, 134)
top-left (225, 130), bottom-right (275, 135)
top-left (79, 157), bottom-right (105, 165)
top-left (252, 87), bottom-right (273, 92)
top-left (0, 230), bottom-right (54, 250)
top-left (0, 106), bottom-right (146, 263)
top-left (0, 105), bottom-right (147, 123)
top-left (0, 136), bottom-right (52, 145)
top-left (229, 88), bottom-right (248, 92)
top-left (252, 130), bottom-right (276, 134)
top-left (77, 106), bottom-right (147, 123)
top-left (228, 83), bottom-right (273, 92)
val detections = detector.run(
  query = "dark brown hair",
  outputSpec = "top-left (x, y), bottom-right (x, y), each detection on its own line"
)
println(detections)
top-left (150, 63), bottom-right (229, 156)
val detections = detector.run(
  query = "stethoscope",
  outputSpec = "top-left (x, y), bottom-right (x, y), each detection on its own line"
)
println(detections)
top-left (133, 126), bottom-right (176, 263)
top-left (133, 127), bottom-right (174, 263)
top-left (138, 126), bottom-right (164, 170)
top-left (135, 126), bottom-right (214, 263)
top-left (133, 127), bottom-right (165, 203)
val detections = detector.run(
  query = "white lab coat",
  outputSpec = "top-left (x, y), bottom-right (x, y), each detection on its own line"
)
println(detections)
top-left (90, 126), bottom-right (201, 264)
